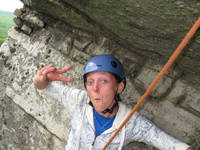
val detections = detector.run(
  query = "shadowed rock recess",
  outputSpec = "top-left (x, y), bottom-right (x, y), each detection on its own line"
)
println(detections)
top-left (0, 0), bottom-right (200, 149)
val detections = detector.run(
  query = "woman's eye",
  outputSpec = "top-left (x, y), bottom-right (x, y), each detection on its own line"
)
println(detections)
top-left (100, 80), bottom-right (108, 84)
top-left (86, 81), bottom-right (94, 86)
top-left (86, 79), bottom-right (109, 86)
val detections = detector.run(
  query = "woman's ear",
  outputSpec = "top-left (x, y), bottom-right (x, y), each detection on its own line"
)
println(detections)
top-left (117, 82), bottom-right (125, 94)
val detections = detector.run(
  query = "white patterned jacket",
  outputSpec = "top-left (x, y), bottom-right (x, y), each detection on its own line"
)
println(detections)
top-left (45, 82), bottom-right (190, 150)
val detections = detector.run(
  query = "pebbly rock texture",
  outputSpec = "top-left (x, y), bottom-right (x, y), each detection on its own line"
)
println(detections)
top-left (0, 0), bottom-right (200, 149)
top-left (19, 0), bottom-right (200, 84)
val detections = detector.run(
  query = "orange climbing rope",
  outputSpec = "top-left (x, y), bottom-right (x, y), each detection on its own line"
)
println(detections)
top-left (102, 17), bottom-right (200, 150)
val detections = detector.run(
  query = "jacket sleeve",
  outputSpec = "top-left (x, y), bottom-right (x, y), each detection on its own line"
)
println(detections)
top-left (128, 113), bottom-right (190, 150)
top-left (43, 81), bottom-right (89, 116)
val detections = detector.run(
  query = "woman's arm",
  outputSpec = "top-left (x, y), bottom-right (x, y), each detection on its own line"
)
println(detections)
top-left (128, 113), bottom-right (192, 150)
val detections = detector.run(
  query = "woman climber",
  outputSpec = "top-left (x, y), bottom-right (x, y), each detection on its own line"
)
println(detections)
top-left (33, 54), bottom-right (194, 150)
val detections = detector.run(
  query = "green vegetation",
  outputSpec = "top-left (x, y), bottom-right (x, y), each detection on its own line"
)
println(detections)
top-left (0, 10), bottom-right (15, 45)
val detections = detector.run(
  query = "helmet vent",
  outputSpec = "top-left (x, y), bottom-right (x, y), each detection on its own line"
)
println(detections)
top-left (97, 65), bottom-right (102, 67)
top-left (111, 61), bottom-right (117, 68)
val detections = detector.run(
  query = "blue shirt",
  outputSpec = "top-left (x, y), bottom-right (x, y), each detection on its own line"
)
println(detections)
top-left (93, 109), bottom-right (116, 137)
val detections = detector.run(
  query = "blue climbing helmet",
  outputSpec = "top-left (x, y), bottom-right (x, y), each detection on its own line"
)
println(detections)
top-left (83, 54), bottom-right (126, 83)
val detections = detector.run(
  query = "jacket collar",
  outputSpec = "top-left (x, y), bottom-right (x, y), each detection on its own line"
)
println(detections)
top-left (86, 102), bottom-right (131, 133)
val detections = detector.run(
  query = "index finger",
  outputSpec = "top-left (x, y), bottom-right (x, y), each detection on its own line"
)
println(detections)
top-left (56, 66), bottom-right (73, 74)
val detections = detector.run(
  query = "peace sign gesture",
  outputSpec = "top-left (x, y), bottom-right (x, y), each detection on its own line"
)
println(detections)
top-left (33, 64), bottom-right (73, 89)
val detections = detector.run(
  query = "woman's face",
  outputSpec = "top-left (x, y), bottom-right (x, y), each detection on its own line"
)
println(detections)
top-left (86, 71), bottom-right (124, 114)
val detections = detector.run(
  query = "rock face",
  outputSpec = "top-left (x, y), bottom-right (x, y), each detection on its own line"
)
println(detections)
top-left (0, 0), bottom-right (200, 149)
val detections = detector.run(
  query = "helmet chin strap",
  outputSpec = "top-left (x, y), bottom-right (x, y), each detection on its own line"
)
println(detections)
top-left (89, 93), bottom-right (119, 114)
top-left (102, 101), bottom-right (118, 114)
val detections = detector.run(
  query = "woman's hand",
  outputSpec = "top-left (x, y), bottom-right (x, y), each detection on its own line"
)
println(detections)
top-left (33, 65), bottom-right (73, 89)
top-left (187, 147), bottom-right (195, 150)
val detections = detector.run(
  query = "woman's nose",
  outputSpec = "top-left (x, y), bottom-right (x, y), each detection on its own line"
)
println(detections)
top-left (93, 82), bottom-right (99, 91)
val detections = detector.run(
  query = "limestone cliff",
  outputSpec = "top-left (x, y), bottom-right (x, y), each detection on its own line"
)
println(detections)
top-left (0, 0), bottom-right (200, 149)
